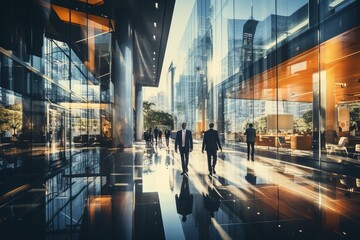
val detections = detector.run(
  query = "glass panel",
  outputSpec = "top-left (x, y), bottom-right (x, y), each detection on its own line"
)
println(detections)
top-left (273, 0), bottom-right (313, 156)
top-left (319, 0), bottom-right (360, 162)
top-left (0, 88), bottom-right (25, 169)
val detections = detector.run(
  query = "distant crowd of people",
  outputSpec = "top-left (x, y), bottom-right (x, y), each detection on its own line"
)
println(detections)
top-left (144, 126), bottom-right (171, 149)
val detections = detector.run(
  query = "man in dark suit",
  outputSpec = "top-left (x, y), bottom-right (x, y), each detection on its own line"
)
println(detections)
top-left (202, 123), bottom-right (222, 175)
top-left (175, 122), bottom-right (193, 175)
top-left (244, 123), bottom-right (256, 161)
top-left (153, 126), bottom-right (159, 145)
top-left (164, 128), bottom-right (171, 150)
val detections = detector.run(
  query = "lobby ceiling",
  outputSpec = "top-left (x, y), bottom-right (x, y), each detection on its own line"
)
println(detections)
top-left (107, 0), bottom-right (175, 87)
top-left (48, 0), bottom-right (175, 87)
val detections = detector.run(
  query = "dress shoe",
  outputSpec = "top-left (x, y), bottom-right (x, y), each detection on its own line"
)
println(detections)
top-left (212, 169), bottom-right (216, 174)
top-left (181, 172), bottom-right (184, 175)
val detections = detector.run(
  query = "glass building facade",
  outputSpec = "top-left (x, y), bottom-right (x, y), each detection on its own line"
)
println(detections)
top-left (1, 0), bottom-right (360, 239)
top-left (174, 0), bottom-right (360, 165)
top-left (0, 1), bottom-right (112, 236)
top-left (0, 0), bottom-right (113, 157)
top-left (0, 1), bottom-right (175, 238)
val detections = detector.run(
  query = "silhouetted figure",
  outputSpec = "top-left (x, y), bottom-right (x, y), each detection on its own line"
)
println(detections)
top-left (175, 176), bottom-right (193, 222)
top-left (175, 123), bottom-right (193, 175)
top-left (164, 128), bottom-right (171, 150)
top-left (158, 129), bottom-right (162, 144)
top-left (203, 186), bottom-right (221, 218)
top-left (145, 128), bottom-right (153, 145)
top-left (202, 123), bottom-right (222, 175)
top-left (244, 123), bottom-right (256, 161)
top-left (153, 126), bottom-right (159, 145)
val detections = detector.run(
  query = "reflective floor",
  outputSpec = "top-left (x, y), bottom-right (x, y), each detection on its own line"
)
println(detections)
top-left (1, 140), bottom-right (360, 240)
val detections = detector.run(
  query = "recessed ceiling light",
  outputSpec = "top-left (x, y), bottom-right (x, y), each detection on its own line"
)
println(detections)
top-left (153, 65), bottom-right (155, 67)
top-left (153, 58), bottom-right (155, 60)
top-left (153, 35), bottom-right (156, 40)
top-left (154, 22), bottom-right (157, 27)
top-left (153, 52), bottom-right (156, 55)
top-left (155, 2), bottom-right (158, 9)
top-left (329, 0), bottom-right (345, 8)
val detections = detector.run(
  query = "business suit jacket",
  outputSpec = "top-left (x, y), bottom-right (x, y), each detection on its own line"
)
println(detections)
top-left (175, 129), bottom-right (193, 152)
top-left (202, 129), bottom-right (222, 152)
top-left (244, 127), bottom-right (256, 142)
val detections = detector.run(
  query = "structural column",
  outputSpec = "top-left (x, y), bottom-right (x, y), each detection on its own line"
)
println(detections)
top-left (135, 83), bottom-right (143, 141)
top-left (112, 12), bottom-right (133, 148)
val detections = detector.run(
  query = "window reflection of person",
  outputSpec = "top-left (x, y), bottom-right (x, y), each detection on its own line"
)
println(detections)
top-left (175, 176), bottom-right (193, 222)
top-left (326, 126), bottom-right (338, 144)
top-left (350, 122), bottom-right (357, 136)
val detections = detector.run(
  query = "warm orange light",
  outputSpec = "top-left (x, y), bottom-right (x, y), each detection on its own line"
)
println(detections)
top-left (59, 102), bottom-right (109, 109)
top-left (89, 196), bottom-right (111, 205)
top-left (88, 196), bottom-right (112, 226)
top-left (51, 4), bottom-right (110, 32)
top-left (78, 0), bottom-right (104, 5)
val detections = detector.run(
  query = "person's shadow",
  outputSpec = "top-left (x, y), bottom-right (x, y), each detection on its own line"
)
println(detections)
top-left (245, 167), bottom-right (257, 185)
top-left (175, 176), bottom-right (193, 222)
top-left (203, 186), bottom-right (221, 218)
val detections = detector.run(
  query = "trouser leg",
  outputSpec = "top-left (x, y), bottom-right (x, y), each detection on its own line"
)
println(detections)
top-left (206, 151), bottom-right (212, 172)
top-left (184, 151), bottom-right (189, 171)
top-left (250, 142), bottom-right (255, 159)
top-left (212, 151), bottom-right (217, 169)
top-left (180, 151), bottom-right (186, 172)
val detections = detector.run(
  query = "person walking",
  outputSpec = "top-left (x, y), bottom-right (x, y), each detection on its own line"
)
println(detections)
top-left (202, 123), bottom-right (222, 175)
top-left (244, 123), bottom-right (256, 161)
top-left (148, 127), bottom-right (153, 145)
top-left (164, 128), bottom-right (171, 150)
top-left (158, 129), bottom-right (163, 144)
top-left (153, 126), bottom-right (159, 145)
top-left (175, 123), bottom-right (193, 175)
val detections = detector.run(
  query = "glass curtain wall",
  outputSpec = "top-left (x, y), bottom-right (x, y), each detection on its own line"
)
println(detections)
top-left (174, 0), bottom-right (360, 165)
top-left (0, 1), bottom-right (113, 236)
top-left (318, 0), bottom-right (359, 160)
top-left (0, 0), bottom-right (113, 209)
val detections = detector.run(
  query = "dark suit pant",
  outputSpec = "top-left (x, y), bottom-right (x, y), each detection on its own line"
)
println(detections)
top-left (179, 147), bottom-right (189, 172)
top-left (247, 142), bottom-right (255, 159)
top-left (206, 150), bottom-right (217, 172)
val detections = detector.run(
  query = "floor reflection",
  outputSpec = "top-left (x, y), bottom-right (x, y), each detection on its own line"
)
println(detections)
top-left (175, 176), bottom-right (193, 222)
top-left (0, 142), bottom-right (359, 239)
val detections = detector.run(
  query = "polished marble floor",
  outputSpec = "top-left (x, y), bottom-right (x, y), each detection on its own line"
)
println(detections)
top-left (0, 140), bottom-right (360, 239)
